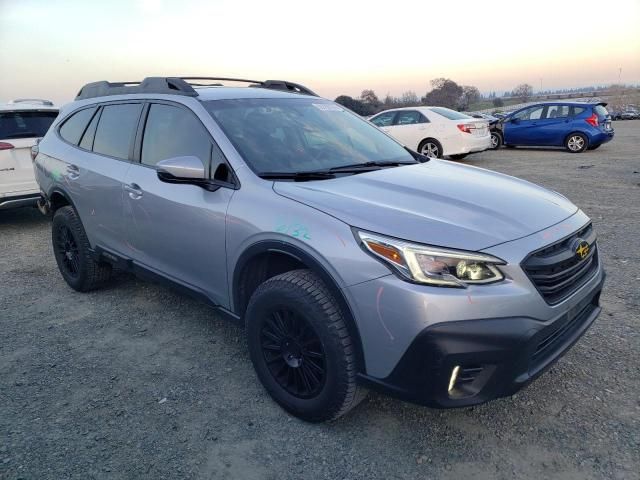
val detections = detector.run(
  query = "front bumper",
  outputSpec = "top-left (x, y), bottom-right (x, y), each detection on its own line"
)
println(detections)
top-left (358, 272), bottom-right (605, 408)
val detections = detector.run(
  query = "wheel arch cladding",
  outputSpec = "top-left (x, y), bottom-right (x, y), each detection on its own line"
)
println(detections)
top-left (233, 240), bottom-right (366, 371)
top-left (49, 188), bottom-right (73, 212)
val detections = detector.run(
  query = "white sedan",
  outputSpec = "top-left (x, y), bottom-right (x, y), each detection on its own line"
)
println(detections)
top-left (369, 106), bottom-right (491, 159)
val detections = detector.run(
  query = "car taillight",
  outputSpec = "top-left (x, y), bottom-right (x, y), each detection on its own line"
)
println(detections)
top-left (457, 124), bottom-right (473, 134)
top-left (31, 144), bottom-right (39, 161)
top-left (585, 113), bottom-right (599, 127)
top-left (0, 142), bottom-right (15, 150)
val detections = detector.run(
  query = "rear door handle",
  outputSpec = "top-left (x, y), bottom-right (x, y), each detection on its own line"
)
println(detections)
top-left (66, 164), bottom-right (80, 180)
top-left (124, 183), bottom-right (143, 199)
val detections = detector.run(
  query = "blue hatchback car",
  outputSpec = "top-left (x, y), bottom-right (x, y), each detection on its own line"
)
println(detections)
top-left (495, 102), bottom-right (614, 152)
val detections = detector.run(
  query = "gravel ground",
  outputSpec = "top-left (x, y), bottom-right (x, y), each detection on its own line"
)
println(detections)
top-left (1, 121), bottom-right (639, 480)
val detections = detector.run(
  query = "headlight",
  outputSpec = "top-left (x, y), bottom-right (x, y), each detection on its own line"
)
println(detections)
top-left (356, 230), bottom-right (505, 287)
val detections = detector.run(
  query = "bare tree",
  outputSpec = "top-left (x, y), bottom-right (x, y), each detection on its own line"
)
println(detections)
top-left (512, 83), bottom-right (533, 102)
top-left (360, 89), bottom-right (380, 107)
top-left (400, 91), bottom-right (419, 107)
top-left (459, 85), bottom-right (481, 110)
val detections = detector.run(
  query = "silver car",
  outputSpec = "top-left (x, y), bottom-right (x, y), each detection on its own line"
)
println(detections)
top-left (34, 77), bottom-right (605, 422)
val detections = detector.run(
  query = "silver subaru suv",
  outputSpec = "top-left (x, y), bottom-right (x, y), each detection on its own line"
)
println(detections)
top-left (34, 77), bottom-right (605, 422)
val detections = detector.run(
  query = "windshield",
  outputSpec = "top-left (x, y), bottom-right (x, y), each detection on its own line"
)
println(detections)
top-left (204, 98), bottom-right (415, 174)
top-left (0, 110), bottom-right (58, 140)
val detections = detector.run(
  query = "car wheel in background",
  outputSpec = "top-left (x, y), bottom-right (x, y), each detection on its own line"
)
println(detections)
top-left (52, 206), bottom-right (112, 292)
top-left (565, 133), bottom-right (588, 153)
top-left (246, 269), bottom-right (367, 422)
top-left (449, 154), bottom-right (468, 160)
top-left (418, 139), bottom-right (443, 158)
top-left (490, 131), bottom-right (503, 149)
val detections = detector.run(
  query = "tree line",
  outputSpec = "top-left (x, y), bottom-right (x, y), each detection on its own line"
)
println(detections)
top-left (335, 78), bottom-right (537, 115)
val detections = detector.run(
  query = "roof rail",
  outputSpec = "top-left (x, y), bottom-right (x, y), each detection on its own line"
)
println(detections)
top-left (75, 77), bottom-right (198, 100)
top-left (178, 77), bottom-right (318, 96)
top-left (74, 76), bottom-right (318, 101)
top-left (9, 98), bottom-right (54, 106)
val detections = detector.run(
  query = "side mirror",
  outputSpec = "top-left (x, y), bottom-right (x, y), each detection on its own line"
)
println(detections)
top-left (156, 156), bottom-right (205, 180)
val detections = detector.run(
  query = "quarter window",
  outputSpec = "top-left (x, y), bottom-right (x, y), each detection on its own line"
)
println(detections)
top-left (93, 104), bottom-right (142, 160)
top-left (58, 108), bottom-right (96, 145)
top-left (370, 111), bottom-right (396, 127)
top-left (141, 104), bottom-right (212, 169)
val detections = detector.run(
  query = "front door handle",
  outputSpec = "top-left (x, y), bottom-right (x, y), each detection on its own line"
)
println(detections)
top-left (66, 164), bottom-right (80, 180)
top-left (124, 183), bottom-right (143, 199)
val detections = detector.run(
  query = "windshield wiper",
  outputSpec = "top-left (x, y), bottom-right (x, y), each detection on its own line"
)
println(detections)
top-left (328, 160), bottom-right (416, 172)
top-left (258, 171), bottom-right (336, 181)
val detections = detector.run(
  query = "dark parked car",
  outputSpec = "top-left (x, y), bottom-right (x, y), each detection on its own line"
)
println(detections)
top-left (492, 102), bottom-right (614, 152)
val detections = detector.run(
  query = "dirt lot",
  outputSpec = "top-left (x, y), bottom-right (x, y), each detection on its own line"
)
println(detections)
top-left (1, 121), bottom-right (639, 480)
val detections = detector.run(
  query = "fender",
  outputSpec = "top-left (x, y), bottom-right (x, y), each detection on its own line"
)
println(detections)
top-left (232, 240), bottom-right (366, 370)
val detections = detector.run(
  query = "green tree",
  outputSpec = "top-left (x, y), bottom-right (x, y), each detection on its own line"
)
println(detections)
top-left (422, 78), bottom-right (463, 109)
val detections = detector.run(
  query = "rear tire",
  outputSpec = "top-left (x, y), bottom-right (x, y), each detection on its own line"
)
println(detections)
top-left (418, 138), bottom-right (443, 158)
top-left (565, 133), bottom-right (588, 153)
top-left (246, 269), bottom-right (366, 422)
top-left (52, 206), bottom-right (112, 292)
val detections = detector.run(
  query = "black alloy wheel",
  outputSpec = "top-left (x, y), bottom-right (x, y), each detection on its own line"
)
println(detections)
top-left (54, 224), bottom-right (80, 278)
top-left (260, 307), bottom-right (326, 398)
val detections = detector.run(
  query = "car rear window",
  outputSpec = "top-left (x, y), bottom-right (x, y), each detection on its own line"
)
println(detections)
top-left (427, 107), bottom-right (472, 120)
top-left (93, 103), bottom-right (142, 160)
top-left (59, 107), bottom-right (97, 145)
top-left (0, 111), bottom-right (58, 140)
top-left (594, 105), bottom-right (609, 117)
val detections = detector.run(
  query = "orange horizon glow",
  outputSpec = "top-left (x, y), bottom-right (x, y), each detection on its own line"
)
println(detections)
top-left (1, 0), bottom-right (639, 105)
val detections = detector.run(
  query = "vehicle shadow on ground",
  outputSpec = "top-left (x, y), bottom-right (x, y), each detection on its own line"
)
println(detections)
top-left (0, 207), bottom-right (49, 227)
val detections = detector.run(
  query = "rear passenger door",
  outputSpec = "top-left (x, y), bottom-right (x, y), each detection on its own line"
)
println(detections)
top-left (387, 110), bottom-right (431, 150)
top-left (123, 102), bottom-right (234, 306)
top-left (57, 103), bottom-right (142, 256)
top-left (535, 104), bottom-right (570, 146)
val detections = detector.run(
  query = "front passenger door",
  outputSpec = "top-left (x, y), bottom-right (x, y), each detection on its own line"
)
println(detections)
top-left (123, 102), bottom-right (235, 306)
top-left (504, 106), bottom-right (544, 146)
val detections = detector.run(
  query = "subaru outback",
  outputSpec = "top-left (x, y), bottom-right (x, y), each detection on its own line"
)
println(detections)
top-left (34, 77), bottom-right (605, 422)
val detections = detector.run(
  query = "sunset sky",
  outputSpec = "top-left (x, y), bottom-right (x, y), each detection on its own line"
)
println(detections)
top-left (1, 0), bottom-right (639, 105)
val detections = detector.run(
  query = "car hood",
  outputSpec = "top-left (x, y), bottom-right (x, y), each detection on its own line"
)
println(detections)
top-left (273, 160), bottom-right (578, 251)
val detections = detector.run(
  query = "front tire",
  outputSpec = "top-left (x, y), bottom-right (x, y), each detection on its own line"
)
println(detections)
top-left (490, 131), bottom-right (503, 149)
top-left (52, 206), bottom-right (112, 292)
top-left (565, 133), bottom-right (588, 153)
top-left (246, 269), bottom-right (366, 422)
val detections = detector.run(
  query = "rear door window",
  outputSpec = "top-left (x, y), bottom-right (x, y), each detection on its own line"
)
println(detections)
top-left (93, 103), bottom-right (142, 160)
top-left (394, 110), bottom-right (428, 125)
top-left (59, 108), bottom-right (96, 145)
top-left (0, 110), bottom-right (58, 140)
top-left (141, 104), bottom-right (212, 169)
top-left (79, 108), bottom-right (101, 150)
top-left (544, 105), bottom-right (569, 119)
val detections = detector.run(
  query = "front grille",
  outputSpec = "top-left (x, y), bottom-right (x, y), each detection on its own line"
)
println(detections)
top-left (522, 223), bottom-right (599, 305)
